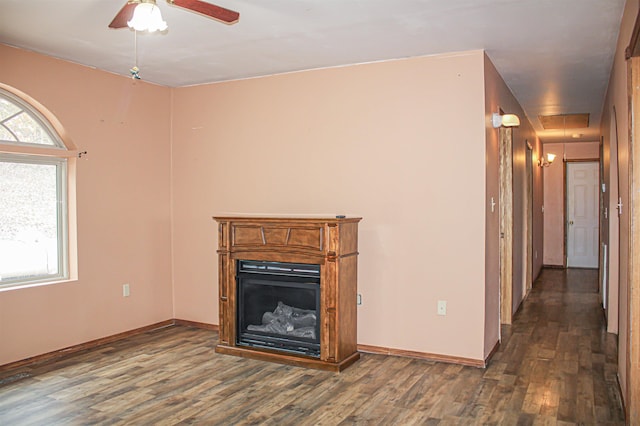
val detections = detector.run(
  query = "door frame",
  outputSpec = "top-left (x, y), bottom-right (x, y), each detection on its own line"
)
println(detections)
top-left (625, 54), bottom-right (640, 424)
top-left (623, 17), bottom-right (640, 422)
top-left (526, 141), bottom-right (533, 292)
top-left (607, 107), bottom-right (621, 333)
top-left (499, 126), bottom-right (514, 325)
top-left (598, 137), bottom-right (606, 314)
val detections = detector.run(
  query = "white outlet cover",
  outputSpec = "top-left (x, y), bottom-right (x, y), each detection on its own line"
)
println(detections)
top-left (437, 300), bottom-right (447, 316)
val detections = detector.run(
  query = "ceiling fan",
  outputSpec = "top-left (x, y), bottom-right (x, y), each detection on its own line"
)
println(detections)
top-left (109, 0), bottom-right (239, 30)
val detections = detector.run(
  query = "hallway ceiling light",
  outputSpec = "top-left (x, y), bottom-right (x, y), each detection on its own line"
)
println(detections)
top-left (492, 113), bottom-right (520, 128)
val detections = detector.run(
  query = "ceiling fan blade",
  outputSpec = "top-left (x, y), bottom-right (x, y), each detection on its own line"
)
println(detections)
top-left (108, 1), bottom-right (139, 29)
top-left (168, 0), bottom-right (239, 24)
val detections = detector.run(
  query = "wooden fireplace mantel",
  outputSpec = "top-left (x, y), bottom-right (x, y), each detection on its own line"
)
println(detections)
top-left (213, 216), bottom-right (361, 372)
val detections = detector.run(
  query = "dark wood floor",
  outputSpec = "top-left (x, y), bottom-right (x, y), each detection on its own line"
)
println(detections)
top-left (0, 268), bottom-right (625, 425)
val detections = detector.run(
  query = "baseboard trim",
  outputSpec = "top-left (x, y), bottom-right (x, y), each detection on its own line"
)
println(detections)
top-left (3, 321), bottom-right (487, 373)
top-left (484, 340), bottom-right (500, 366)
top-left (173, 319), bottom-right (219, 331)
top-left (0, 319), bottom-right (220, 373)
top-left (542, 264), bottom-right (565, 269)
top-left (617, 372), bottom-right (627, 422)
top-left (0, 319), bottom-right (174, 373)
top-left (358, 344), bottom-right (485, 368)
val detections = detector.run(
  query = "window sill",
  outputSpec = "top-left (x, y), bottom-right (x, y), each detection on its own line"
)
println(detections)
top-left (0, 278), bottom-right (78, 293)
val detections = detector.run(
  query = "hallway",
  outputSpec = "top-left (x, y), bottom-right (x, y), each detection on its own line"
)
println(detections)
top-left (0, 269), bottom-right (627, 424)
top-left (492, 267), bottom-right (625, 423)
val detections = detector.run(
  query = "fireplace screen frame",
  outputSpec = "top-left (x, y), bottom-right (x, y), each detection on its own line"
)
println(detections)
top-left (236, 260), bottom-right (321, 358)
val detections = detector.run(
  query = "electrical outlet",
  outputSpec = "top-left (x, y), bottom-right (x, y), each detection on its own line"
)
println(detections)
top-left (357, 294), bottom-right (362, 305)
top-left (437, 300), bottom-right (447, 316)
top-left (123, 283), bottom-right (130, 297)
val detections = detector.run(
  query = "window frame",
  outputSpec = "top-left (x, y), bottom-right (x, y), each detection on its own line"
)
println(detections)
top-left (0, 86), bottom-right (73, 289)
top-left (0, 89), bottom-right (65, 149)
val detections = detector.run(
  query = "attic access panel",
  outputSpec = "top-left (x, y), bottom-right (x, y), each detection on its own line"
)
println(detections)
top-left (539, 113), bottom-right (590, 130)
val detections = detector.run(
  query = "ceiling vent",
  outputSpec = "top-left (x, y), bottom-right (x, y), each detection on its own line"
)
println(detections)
top-left (538, 113), bottom-right (590, 130)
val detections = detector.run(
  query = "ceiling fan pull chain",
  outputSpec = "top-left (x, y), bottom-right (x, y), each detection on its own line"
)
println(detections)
top-left (130, 30), bottom-right (141, 80)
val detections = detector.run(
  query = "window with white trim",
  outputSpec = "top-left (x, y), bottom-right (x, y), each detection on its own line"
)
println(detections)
top-left (0, 89), bottom-right (70, 287)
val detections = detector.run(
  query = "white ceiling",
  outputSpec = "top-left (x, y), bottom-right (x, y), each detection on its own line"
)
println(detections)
top-left (0, 0), bottom-right (627, 143)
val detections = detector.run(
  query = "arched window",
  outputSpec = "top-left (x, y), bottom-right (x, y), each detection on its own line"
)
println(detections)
top-left (0, 90), bottom-right (65, 148)
top-left (0, 87), bottom-right (74, 288)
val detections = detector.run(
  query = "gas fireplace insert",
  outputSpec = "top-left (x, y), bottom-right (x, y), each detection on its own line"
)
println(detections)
top-left (236, 260), bottom-right (321, 357)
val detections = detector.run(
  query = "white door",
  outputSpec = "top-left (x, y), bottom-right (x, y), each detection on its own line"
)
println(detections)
top-left (567, 162), bottom-right (599, 268)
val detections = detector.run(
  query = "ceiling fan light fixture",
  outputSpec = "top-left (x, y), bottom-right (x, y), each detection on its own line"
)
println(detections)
top-left (128, 1), bottom-right (168, 32)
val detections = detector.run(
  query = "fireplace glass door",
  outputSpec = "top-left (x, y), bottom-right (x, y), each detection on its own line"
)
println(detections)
top-left (236, 260), bottom-right (321, 357)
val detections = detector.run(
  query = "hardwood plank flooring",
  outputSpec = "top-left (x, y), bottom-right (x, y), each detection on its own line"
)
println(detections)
top-left (0, 268), bottom-right (625, 424)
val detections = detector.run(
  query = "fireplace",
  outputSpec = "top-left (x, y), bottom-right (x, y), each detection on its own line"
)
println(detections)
top-left (236, 260), bottom-right (321, 357)
top-left (213, 216), bottom-right (361, 372)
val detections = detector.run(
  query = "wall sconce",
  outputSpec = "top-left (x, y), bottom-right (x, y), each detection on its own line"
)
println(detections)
top-left (492, 113), bottom-right (520, 128)
top-left (538, 153), bottom-right (556, 167)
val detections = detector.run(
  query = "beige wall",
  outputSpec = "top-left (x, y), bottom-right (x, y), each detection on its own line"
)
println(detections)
top-left (600, 0), bottom-right (638, 403)
top-left (484, 54), bottom-right (542, 347)
top-left (0, 45), bottom-right (174, 365)
top-left (171, 51), bottom-right (491, 361)
top-left (542, 142), bottom-right (600, 267)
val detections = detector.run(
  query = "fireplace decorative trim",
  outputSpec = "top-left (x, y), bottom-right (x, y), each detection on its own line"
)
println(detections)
top-left (213, 216), bottom-right (361, 372)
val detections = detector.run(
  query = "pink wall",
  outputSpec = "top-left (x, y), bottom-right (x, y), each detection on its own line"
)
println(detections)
top-left (0, 45), bottom-right (174, 365)
top-left (542, 142), bottom-right (600, 267)
top-left (600, 0), bottom-right (638, 402)
top-left (0, 45), bottom-right (539, 366)
top-left (484, 54), bottom-right (542, 354)
top-left (171, 51), bottom-right (491, 361)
